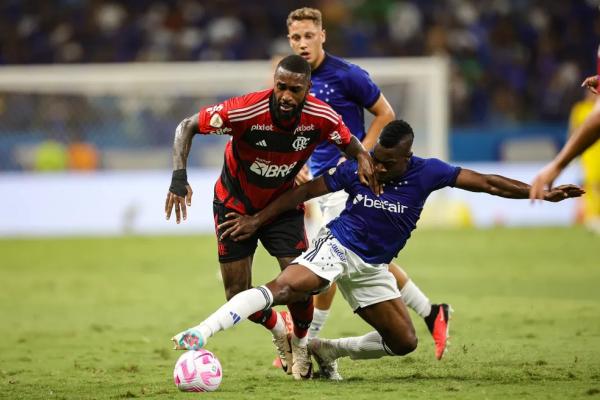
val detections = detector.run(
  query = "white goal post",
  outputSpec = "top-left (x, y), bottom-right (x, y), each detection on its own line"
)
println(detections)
top-left (0, 57), bottom-right (449, 168)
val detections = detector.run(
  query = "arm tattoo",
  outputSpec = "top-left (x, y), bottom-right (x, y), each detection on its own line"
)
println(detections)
top-left (172, 118), bottom-right (195, 170)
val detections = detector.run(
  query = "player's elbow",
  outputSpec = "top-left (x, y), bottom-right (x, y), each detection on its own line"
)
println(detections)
top-left (183, 116), bottom-right (197, 131)
top-left (376, 107), bottom-right (395, 124)
top-left (386, 107), bottom-right (396, 120)
top-left (177, 115), bottom-right (199, 136)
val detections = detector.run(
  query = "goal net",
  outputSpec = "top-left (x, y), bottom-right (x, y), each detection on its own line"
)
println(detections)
top-left (0, 58), bottom-right (449, 171)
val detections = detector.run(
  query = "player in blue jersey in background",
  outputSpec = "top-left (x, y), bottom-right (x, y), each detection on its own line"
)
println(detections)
top-left (286, 7), bottom-right (451, 360)
top-left (172, 119), bottom-right (582, 379)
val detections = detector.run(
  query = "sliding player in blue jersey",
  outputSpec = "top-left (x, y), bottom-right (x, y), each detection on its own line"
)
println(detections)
top-left (286, 7), bottom-right (450, 362)
top-left (172, 119), bottom-right (582, 380)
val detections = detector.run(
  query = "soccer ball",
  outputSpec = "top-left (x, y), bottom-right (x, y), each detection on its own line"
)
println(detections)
top-left (173, 349), bottom-right (223, 392)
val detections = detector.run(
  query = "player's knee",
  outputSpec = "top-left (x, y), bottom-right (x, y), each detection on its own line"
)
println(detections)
top-left (273, 284), bottom-right (296, 305)
top-left (386, 331), bottom-right (418, 356)
top-left (266, 278), bottom-right (305, 305)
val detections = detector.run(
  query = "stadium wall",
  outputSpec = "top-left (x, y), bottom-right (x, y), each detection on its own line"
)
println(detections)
top-left (0, 163), bottom-right (581, 237)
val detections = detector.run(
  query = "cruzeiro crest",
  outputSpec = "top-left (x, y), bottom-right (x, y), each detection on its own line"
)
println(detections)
top-left (292, 136), bottom-right (310, 151)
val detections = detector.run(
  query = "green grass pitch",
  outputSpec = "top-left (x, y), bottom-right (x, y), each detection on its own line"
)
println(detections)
top-left (1, 227), bottom-right (599, 400)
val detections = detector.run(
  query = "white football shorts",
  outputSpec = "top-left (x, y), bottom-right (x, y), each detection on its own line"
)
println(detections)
top-left (317, 190), bottom-right (348, 225)
top-left (293, 227), bottom-right (400, 311)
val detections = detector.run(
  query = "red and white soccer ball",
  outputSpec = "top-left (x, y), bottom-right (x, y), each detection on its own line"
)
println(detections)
top-left (173, 349), bottom-right (223, 392)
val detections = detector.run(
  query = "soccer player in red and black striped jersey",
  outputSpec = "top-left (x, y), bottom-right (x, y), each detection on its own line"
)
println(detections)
top-left (165, 55), bottom-right (377, 379)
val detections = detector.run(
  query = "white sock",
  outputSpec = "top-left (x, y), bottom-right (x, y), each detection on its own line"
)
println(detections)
top-left (329, 331), bottom-right (394, 360)
top-left (308, 308), bottom-right (330, 339)
top-left (400, 280), bottom-right (431, 318)
top-left (291, 331), bottom-right (308, 347)
top-left (195, 286), bottom-right (273, 340)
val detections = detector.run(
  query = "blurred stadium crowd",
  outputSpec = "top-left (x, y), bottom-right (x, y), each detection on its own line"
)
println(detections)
top-left (0, 0), bottom-right (599, 170)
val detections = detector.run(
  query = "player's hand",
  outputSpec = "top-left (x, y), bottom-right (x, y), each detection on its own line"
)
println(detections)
top-left (543, 184), bottom-right (585, 202)
top-left (356, 152), bottom-right (382, 195)
top-left (218, 212), bottom-right (259, 241)
top-left (165, 184), bottom-right (193, 224)
top-left (581, 75), bottom-right (599, 94)
top-left (529, 162), bottom-right (561, 202)
top-left (295, 164), bottom-right (311, 185)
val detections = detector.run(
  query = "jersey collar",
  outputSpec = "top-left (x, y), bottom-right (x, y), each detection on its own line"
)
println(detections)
top-left (312, 52), bottom-right (330, 74)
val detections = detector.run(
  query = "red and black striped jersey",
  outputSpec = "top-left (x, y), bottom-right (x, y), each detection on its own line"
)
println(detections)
top-left (197, 88), bottom-right (352, 214)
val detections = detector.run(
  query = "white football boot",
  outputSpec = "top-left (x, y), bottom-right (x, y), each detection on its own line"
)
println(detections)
top-left (291, 341), bottom-right (312, 380)
top-left (308, 338), bottom-right (343, 381)
top-left (272, 332), bottom-right (293, 375)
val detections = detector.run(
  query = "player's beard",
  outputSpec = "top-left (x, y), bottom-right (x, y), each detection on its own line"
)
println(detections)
top-left (272, 96), bottom-right (305, 124)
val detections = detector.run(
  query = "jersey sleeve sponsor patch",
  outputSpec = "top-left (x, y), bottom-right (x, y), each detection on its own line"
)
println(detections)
top-left (199, 103), bottom-right (232, 135)
top-left (325, 118), bottom-right (351, 148)
top-left (329, 130), bottom-right (343, 145)
top-left (209, 113), bottom-right (223, 128)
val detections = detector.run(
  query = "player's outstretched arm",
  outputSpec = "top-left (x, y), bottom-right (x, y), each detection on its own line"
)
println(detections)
top-left (529, 109), bottom-right (600, 200)
top-left (165, 113), bottom-right (199, 224)
top-left (455, 169), bottom-right (584, 202)
top-left (218, 177), bottom-right (331, 241)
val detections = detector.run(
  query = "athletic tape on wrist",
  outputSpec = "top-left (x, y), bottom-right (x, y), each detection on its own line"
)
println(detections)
top-left (169, 169), bottom-right (188, 196)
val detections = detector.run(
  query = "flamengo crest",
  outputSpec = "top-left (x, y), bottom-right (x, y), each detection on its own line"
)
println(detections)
top-left (292, 136), bottom-right (310, 151)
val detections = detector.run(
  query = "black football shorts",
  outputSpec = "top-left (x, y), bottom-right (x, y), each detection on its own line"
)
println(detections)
top-left (213, 200), bottom-right (308, 263)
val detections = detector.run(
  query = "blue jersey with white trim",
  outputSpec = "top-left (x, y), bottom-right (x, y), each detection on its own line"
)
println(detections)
top-left (308, 53), bottom-right (381, 177)
top-left (323, 156), bottom-right (461, 264)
